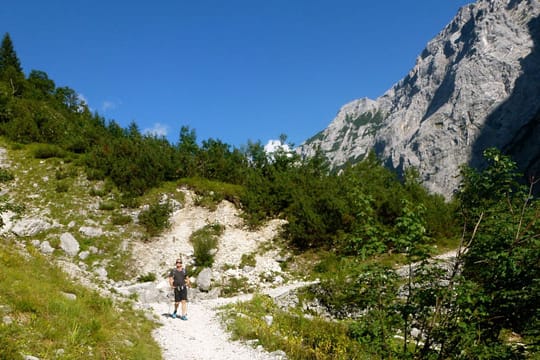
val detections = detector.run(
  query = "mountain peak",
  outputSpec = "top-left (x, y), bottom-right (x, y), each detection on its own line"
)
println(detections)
top-left (299, 0), bottom-right (540, 198)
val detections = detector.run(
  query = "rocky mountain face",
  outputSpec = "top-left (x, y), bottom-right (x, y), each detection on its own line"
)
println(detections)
top-left (298, 0), bottom-right (540, 198)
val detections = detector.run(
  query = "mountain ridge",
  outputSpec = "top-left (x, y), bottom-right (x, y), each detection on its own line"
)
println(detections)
top-left (299, 0), bottom-right (540, 197)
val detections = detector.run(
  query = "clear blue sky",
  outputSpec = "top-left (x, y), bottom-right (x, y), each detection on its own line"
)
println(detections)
top-left (2, 0), bottom-right (471, 148)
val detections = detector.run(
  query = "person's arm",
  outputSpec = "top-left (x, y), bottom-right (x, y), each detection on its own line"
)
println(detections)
top-left (184, 268), bottom-right (191, 287)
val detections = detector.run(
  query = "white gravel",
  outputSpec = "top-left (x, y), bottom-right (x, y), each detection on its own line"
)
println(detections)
top-left (150, 298), bottom-right (280, 360)
top-left (148, 281), bottom-right (314, 360)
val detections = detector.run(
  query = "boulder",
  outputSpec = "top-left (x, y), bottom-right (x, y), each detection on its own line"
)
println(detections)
top-left (11, 218), bottom-right (51, 237)
top-left (197, 268), bottom-right (212, 291)
top-left (79, 226), bottom-right (103, 237)
top-left (59, 233), bottom-right (80, 257)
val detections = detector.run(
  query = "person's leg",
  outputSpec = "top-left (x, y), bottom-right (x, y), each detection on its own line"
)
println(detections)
top-left (181, 300), bottom-right (187, 317)
top-left (180, 288), bottom-right (188, 319)
top-left (172, 288), bottom-right (180, 318)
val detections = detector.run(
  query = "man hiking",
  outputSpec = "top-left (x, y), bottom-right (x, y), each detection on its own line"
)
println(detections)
top-left (168, 258), bottom-right (191, 320)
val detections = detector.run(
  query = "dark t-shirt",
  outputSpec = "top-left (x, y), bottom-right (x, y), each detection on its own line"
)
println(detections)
top-left (169, 268), bottom-right (187, 288)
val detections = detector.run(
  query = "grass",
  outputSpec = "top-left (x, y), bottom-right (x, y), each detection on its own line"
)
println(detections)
top-left (220, 294), bottom-right (367, 360)
top-left (0, 242), bottom-right (161, 360)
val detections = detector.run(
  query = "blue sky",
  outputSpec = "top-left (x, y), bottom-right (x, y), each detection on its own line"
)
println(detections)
top-left (2, 0), bottom-right (471, 148)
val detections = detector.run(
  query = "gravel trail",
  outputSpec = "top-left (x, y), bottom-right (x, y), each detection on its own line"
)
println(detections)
top-left (149, 283), bottom-right (312, 360)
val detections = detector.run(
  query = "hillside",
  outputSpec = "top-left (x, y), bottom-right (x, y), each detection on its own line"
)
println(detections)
top-left (0, 140), bottom-right (307, 359)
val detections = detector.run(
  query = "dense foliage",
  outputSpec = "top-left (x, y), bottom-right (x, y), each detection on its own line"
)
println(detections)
top-left (312, 149), bottom-right (539, 358)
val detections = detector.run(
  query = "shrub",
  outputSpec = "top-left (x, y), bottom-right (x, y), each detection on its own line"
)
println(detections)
top-left (85, 168), bottom-right (105, 181)
top-left (0, 168), bottom-right (14, 182)
top-left (111, 213), bottom-right (132, 226)
top-left (99, 201), bottom-right (117, 211)
top-left (119, 193), bottom-right (140, 208)
top-left (32, 143), bottom-right (66, 159)
top-left (138, 200), bottom-right (172, 237)
top-left (55, 181), bottom-right (69, 193)
top-left (240, 253), bottom-right (256, 268)
top-left (54, 166), bottom-right (77, 180)
top-left (190, 223), bottom-right (223, 267)
top-left (137, 272), bottom-right (157, 283)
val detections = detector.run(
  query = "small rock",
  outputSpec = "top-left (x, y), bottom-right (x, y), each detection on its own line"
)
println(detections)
top-left (79, 226), bottom-right (103, 237)
top-left (61, 292), bottom-right (77, 301)
top-left (55, 349), bottom-right (65, 356)
top-left (40, 241), bottom-right (54, 255)
top-left (94, 267), bottom-right (108, 279)
top-left (123, 339), bottom-right (134, 347)
top-left (2, 315), bottom-right (13, 325)
top-left (263, 315), bottom-right (273, 326)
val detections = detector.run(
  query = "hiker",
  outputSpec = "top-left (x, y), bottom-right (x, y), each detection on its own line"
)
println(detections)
top-left (168, 258), bottom-right (191, 320)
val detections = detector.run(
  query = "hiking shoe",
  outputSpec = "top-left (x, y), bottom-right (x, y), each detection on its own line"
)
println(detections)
top-left (171, 313), bottom-right (177, 319)
top-left (180, 315), bottom-right (187, 320)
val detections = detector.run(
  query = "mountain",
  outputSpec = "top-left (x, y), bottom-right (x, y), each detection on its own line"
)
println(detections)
top-left (298, 0), bottom-right (540, 198)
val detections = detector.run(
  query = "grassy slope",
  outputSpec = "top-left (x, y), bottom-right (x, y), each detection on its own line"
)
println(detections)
top-left (0, 138), bottom-right (163, 359)
top-left (0, 243), bottom-right (161, 359)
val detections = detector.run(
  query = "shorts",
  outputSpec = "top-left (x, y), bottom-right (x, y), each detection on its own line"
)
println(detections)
top-left (174, 286), bottom-right (188, 302)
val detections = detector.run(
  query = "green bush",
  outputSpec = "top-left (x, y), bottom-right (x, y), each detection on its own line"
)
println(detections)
top-left (240, 253), bottom-right (256, 268)
top-left (138, 200), bottom-right (172, 237)
top-left (99, 200), bottom-right (117, 211)
top-left (54, 166), bottom-right (77, 180)
top-left (32, 143), bottom-right (66, 159)
top-left (190, 223), bottom-right (223, 267)
top-left (85, 167), bottom-right (105, 181)
top-left (111, 213), bottom-right (132, 226)
top-left (137, 272), bottom-right (157, 283)
top-left (0, 167), bottom-right (14, 182)
top-left (119, 193), bottom-right (141, 208)
top-left (55, 181), bottom-right (69, 193)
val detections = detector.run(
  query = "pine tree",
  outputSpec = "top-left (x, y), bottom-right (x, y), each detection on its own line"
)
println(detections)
top-left (0, 33), bottom-right (23, 74)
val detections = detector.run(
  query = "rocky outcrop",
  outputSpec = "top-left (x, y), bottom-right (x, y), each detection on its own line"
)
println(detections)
top-left (299, 0), bottom-right (540, 198)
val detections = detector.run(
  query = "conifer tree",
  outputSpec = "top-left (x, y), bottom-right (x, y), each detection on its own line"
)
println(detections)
top-left (0, 33), bottom-right (23, 74)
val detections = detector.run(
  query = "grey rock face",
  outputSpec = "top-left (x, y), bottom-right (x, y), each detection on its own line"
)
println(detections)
top-left (299, 0), bottom-right (540, 198)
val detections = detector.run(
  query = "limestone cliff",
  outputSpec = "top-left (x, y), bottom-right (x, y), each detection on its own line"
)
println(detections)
top-left (299, 0), bottom-right (540, 198)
